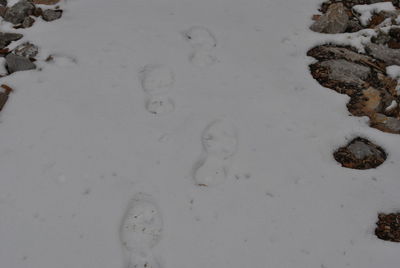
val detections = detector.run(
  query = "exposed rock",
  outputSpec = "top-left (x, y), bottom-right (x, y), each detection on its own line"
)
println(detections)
top-left (388, 27), bottom-right (400, 48)
top-left (368, 12), bottom-right (387, 28)
top-left (370, 113), bottom-right (400, 133)
top-left (321, 1), bottom-right (400, 13)
top-left (346, 18), bottom-right (364, 32)
top-left (376, 72), bottom-right (398, 96)
top-left (33, 0), bottom-right (59, 4)
top-left (0, 0), bottom-right (6, 7)
top-left (0, 58), bottom-right (7, 77)
top-left (310, 3), bottom-right (349, 33)
top-left (42, 9), bottom-right (62, 21)
top-left (0, 84), bottom-right (12, 112)
top-left (347, 87), bottom-right (384, 116)
top-left (5, 53), bottom-right (36, 73)
top-left (367, 10), bottom-right (399, 28)
top-left (389, 27), bottom-right (400, 40)
top-left (310, 59), bottom-right (371, 94)
top-left (372, 30), bottom-right (392, 45)
top-left (4, 0), bottom-right (35, 25)
top-left (22, 16), bottom-right (35, 28)
top-left (308, 3), bottom-right (400, 135)
top-left (0, 32), bottom-right (23, 49)
top-left (333, 137), bottom-right (387, 169)
top-left (13, 42), bottom-right (38, 58)
top-left (307, 45), bottom-right (384, 71)
top-left (372, 28), bottom-right (400, 49)
top-left (376, 213), bottom-right (400, 243)
top-left (320, 59), bottom-right (370, 83)
top-left (0, 6), bottom-right (7, 17)
top-left (0, 91), bottom-right (9, 111)
top-left (388, 40), bottom-right (400, 49)
top-left (365, 43), bottom-right (400, 65)
top-left (33, 7), bottom-right (42, 17)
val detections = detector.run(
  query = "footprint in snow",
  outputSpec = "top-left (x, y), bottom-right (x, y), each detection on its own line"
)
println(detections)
top-left (120, 193), bottom-right (163, 268)
top-left (193, 120), bottom-right (238, 187)
top-left (139, 64), bottom-right (175, 115)
top-left (183, 26), bottom-right (217, 50)
top-left (145, 95), bottom-right (175, 115)
top-left (45, 53), bottom-right (77, 67)
top-left (183, 26), bottom-right (218, 67)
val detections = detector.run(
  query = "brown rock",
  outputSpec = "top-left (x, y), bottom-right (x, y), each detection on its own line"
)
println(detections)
top-left (347, 87), bottom-right (383, 116)
top-left (0, 84), bottom-right (12, 112)
top-left (0, 6), bottom-right (7, 17)
top-left (388, 40), bottom-right (400, 49)
top-left (310, 3), bottom-right (349, 34)
top-left (33, 7), bottom-right (42, 17)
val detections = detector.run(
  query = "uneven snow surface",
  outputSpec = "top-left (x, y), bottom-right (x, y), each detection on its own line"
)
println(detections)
top-left (0, 0), bottom-right (399, 268)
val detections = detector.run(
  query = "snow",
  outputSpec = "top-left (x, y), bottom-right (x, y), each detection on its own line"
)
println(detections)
top-left (385, 100), bottom-right (398, 112)
top-left (0, 0), bottom-right (400, 268)
top-left (387, 65), bottom-right (400, 79)
top-left (0, 57), bottom-right (7, 76)
top-left (387, 65), bottom-right (400, 94)
top-left (353, 2), bottom-right (397, 26)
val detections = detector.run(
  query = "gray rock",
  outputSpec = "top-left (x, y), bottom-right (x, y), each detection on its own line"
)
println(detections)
top-left (347, 140), bottom-right (382, 159)
top-left (13, 42), bottom-right (38, 58)
top-left (5, 53), bottom-right (36, 73)
top-left (0, 32), bottom-right (23, 49)
top-left (310, 3), bottom-right (349, 34)
top-left (371, 113), bottom-right (400, 134)
top-left (333, 137), bottom-right (387, 169)
top-left (42, 9), bottom-right (62, 21)
top-left (4, 0), bottom-right (35, 24)
top-left (308, 45), bottom-right (377, 65)
top-left (22, 16), bottom-right (35, 28)
top-left (365, 43), bottom-right (400, 66)
top-left (320, 59), bottom-right (370, 85)
top-left (384, 117), bottom-right (400, 132)
top-left (346, 19), bottom-right (363, 33)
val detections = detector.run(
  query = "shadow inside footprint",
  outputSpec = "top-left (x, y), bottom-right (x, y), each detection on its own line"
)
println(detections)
top-left (120, 193), bottom-right (163, 252)
top-left (183, 26), bottom-right (217, 50)
top-left (140, 65), bottom-right (175, 95)
top-left (145, 95), bottom-right (175, 115)
top-left (202, 120), bottom-right (238, 159)
top-left (193, 120), bottom-right (238, 187)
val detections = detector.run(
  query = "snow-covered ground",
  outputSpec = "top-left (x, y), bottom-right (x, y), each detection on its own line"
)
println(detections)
top-left (1, 0), bottom-right (400, 267)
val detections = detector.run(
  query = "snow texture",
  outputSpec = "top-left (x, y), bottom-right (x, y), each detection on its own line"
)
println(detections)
top-left (353, 2), bottom-right (397, 26)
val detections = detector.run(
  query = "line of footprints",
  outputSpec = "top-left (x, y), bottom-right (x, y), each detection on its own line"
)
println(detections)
top-left (120, 27), bottom-right (235, 268)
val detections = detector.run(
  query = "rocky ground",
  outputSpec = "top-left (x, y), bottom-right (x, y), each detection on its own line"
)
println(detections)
top-left (0, 0), bottom-right (62, 110)
top-left (309, 0), bottom-right (400, 242)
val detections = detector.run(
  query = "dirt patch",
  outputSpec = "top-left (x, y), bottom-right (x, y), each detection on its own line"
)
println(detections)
top-left (375, 213), bottom-right (400, 242)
